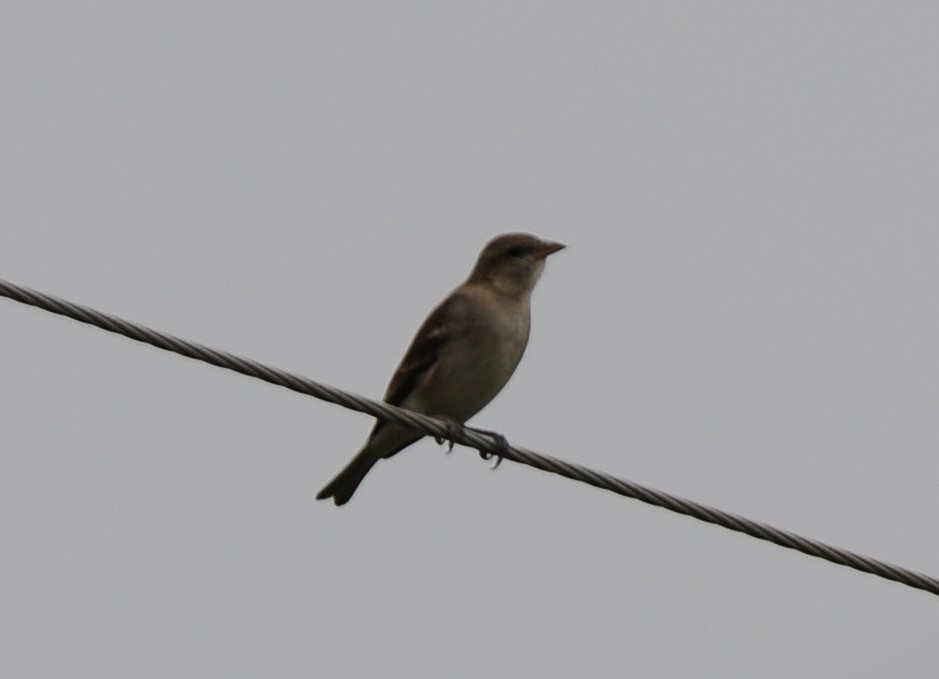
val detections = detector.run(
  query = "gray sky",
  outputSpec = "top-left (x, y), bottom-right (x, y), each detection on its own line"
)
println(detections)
top-left (3, 2), bottom-right (939, 677)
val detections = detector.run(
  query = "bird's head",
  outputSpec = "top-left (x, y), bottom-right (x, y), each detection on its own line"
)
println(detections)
top-left (468, 233), bottom-right (566, 296)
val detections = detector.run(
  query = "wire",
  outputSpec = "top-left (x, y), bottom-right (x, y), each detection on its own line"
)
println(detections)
top-left (2, 276), bottom-right (938, 597)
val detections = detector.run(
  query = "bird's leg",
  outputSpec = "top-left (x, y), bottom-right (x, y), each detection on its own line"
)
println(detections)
top-left (433, 416), bottom-right (462, 453)
top-left (432, 419), bottom-right (510, 468)
top-left (465, 426), bottom-right (510, 469)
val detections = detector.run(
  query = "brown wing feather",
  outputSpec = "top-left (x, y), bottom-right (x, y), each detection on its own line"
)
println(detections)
top-left (363, 293), bottom-right (463, 446)
top-left (383, 298), bottom-right (454, 406)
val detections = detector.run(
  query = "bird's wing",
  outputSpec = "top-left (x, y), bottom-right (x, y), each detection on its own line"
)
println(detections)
top-left (382, 292), bottom-right (463, 408)
top-left (360, 293), bottom-right (462, 451)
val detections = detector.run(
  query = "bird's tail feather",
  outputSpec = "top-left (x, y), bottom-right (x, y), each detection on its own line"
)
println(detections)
top-left (315, 450), bottom-right (378, 506)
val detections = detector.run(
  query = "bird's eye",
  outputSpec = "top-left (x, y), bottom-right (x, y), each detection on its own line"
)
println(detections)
top-left (506, 245), bottom-right (528, 258)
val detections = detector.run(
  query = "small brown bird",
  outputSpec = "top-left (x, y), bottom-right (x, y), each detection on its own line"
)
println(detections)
top-left (316, 233), bottom-right (565, 505)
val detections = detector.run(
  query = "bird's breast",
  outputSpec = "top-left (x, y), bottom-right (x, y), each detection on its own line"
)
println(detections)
top-left (420, 297), bottom-right (530, 422)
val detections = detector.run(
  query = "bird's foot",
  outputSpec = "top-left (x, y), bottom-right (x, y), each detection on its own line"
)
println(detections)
top-left (433, 420), bottom-right (510, 468)
top-left (466, 426), bottom-right (510, 470)
top-left (433, 417), bottom-right (462, 453)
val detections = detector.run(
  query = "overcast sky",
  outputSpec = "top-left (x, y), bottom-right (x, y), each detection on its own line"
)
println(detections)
top-left (3, 2), bottom-right (939, 677)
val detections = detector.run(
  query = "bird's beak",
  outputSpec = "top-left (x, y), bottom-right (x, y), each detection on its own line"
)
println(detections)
top-left (535, 240), bottom-right (566, 259)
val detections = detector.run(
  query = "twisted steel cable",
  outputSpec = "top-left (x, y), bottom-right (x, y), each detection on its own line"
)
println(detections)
top-left (2, 276), bottom-right (938, 597)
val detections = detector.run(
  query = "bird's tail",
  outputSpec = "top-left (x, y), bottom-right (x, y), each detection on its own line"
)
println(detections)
top-left (315, 449), bottom-right (379, 506)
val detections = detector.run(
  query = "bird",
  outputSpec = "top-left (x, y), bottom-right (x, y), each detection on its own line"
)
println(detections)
top-left (316, 232), bottom-right (565, 506)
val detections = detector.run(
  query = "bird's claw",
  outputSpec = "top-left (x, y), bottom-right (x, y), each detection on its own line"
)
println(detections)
top-left (434, 421), bottom-right (510, 468)
top-left (433, 418), bottom-right (462, 453)
top-left (476, 431), bottom-right (510, 470)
